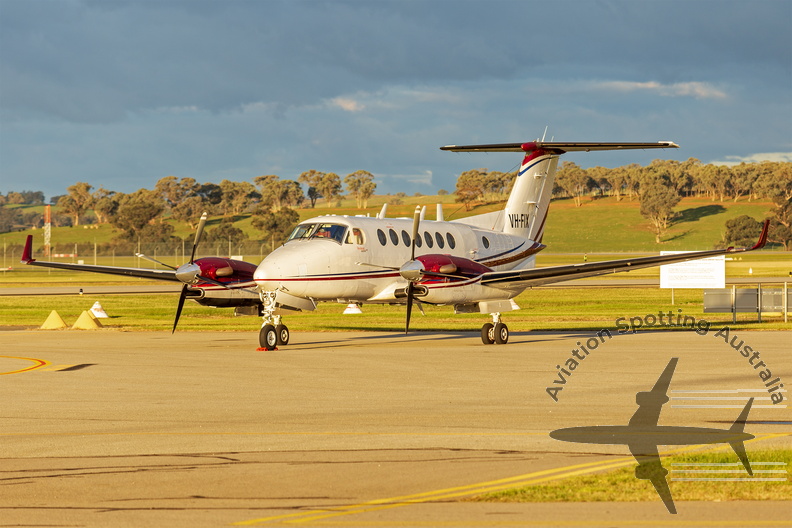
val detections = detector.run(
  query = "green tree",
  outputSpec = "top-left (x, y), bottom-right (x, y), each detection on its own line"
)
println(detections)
top-left (719, 215), bottom-right (763, 248)
top-left (639, 171), bottom-right (681, 243)
top-left (110, 189), bottom-right (165, 238)
top-left (219, 180), bottom-right (259, 216)
top-left (0, 205), bottom-right (20, 233)
top-left (298, 170), bottom-right (325, 207)
top-left (92, 187), bottom-right (118, 224)
top-left (344, 170), bottom-right (376, 209)
top-left (171, 196), bottom-right (206, 228)
top-left (205, 220), bottom-right (248, 254)
top-left (254, 176), bottom-right (303, 211)
top-left (555, 162), bottom-right (593, 207)
top-left (306, 187), bottom-right (321, 208)
top-left (251, 207), bottom-right (300, 251)
top-left (155, 176), bottom-right (199, 209)
top-left (57, 182), bottom-right (94, 225)
top-left (728, 163), bottom-right (758, 202)
top-left (317, 172), bottom-right (342, 205)
top-left (454, 168), bottom-right (486, 211)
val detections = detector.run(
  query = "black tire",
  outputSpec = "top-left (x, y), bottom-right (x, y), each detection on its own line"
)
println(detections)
top-left (494, 323), bottom-right (509, 344)
top-left (260, 324), bottom-right (277, 350)
top-left (481, 323), bottom-right (495, 345)
top-left (275, 324), bottom-right (290, 346)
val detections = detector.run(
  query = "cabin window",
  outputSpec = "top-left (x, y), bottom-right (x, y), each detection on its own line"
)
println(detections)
top-left (414, 233), bottom-right (422, 248)
top-left (346, 227), bottom-right (365, 245)
top-left (377, 229), bottom-right (387, 246)
top-left (446, 233), bottom-right (456, 249)
top-left (401, 230), bottom-right (411, 246)
top-left (423, 231), bottom-right (433, 248)
top-left (435, 232), bottom-right (445, 249)
top-left (482, 236), bottom-right (490, 249)
top-left (389, 229), bottom-right (399, 245)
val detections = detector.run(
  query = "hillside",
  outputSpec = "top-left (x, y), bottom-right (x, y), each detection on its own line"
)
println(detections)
top-left (0, 194), bottom-right (779, 255)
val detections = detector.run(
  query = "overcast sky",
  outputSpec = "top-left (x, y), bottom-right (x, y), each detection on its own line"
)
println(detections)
top-left (1, 0), bottom-right (790, 200)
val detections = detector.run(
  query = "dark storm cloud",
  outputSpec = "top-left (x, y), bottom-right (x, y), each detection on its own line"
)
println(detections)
top-left (0, 0), bottom-right (790, 197)
top-left (4, 0), bottom-right (787, 123)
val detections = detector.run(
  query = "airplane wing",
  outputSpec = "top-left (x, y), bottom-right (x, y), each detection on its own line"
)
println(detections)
top-left (480, 220), bottom-right (769, 290)
top-left (629, 358), bottom-right (678, 427)
top-left (631, 446), bottom-right (677, 515)
top-left (21, 235), bottom-right (180, 282)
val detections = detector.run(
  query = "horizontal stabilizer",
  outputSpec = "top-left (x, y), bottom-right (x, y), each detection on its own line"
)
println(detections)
top-left (440, 141), bottom-right (679, 153)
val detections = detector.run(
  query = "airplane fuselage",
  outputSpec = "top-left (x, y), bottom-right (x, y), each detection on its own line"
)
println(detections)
top-left (253, 214), bottom-right (543, 305)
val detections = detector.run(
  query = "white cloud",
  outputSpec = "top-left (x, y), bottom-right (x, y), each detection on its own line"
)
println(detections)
top-left (709, 152), bottom-right (792, 166)
top-left (330, 97), bottom-right (365, 112)
top-left (594, 80), bottom-right (728, 100)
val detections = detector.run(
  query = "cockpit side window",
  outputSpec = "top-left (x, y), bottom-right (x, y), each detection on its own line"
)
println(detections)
top-left (346, 227), bottom-right (365, 245)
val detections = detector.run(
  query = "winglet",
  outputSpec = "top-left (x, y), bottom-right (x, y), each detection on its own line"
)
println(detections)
top-left (749, 220), bottom-right (770, 251)
top-left (21, 235), bottom-right (35, 264)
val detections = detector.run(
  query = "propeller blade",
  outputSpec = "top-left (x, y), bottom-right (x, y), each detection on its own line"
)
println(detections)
top-left (410, 205), bottom-right (421, 261)
top-left (405, 282), bottom-right (414, 334)
top-left (189, 212), bottom-right (208, 263)
top-left (135, 253), bottom-right (178, 270)
top-left (173, 284), bottom-right (189, 333)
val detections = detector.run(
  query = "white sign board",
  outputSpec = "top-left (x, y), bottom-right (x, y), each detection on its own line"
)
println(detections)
top-left (660, 252), bottom-right (725, 289)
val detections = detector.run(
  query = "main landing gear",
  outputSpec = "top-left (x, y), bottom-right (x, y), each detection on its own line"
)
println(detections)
top-left (481, 312), bottom-right (509, 345)
top-left (259, 291), bottom-right (289, 351)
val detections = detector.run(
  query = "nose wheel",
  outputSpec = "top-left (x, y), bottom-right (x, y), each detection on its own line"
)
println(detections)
top-left (481, 313), bottom-right (509, 345)
top-left (259, 323), bottom-right (290, 350)
top-left (258, 292), bottom-right (291, 350)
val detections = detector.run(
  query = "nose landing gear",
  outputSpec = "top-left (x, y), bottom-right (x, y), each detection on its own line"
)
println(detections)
top-left (258, 291), bottom-right (289, 351)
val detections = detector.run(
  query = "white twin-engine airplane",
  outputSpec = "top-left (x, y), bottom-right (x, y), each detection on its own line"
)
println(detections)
top-left (22, 140), bottom-right (769, 349)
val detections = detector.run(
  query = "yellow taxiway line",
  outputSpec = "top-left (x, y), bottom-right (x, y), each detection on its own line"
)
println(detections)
top-left (234, 433), bottom-right (790, 526)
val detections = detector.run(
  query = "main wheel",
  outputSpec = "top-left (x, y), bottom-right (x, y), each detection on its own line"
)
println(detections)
top-left (275, 324), bottom-right (290, 346)
top-left (494, 322), bottom-right (509, 344)
top-left (481, 323), bottom-right (495, 344)
top-left (260, 324), bottom-right (278, 350)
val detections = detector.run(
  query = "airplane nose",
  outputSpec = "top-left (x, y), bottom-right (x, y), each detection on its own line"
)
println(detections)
top-left (254, 243), bottom-right (333, 296)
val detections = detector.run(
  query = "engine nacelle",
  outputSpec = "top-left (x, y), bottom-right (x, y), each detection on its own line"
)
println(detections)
top-left (415, 254), bottom-right (492, 280)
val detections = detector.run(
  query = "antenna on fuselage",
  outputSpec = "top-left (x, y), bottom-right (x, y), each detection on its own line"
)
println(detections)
top-left (436, 203), bottom-right (444, 221)
top-left (541, 126), bottom-right (549, 142)
top-left (377, 203), bottom-right (388, 219)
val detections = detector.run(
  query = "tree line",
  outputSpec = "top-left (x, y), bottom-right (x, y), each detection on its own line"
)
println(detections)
top-left (455, 158), bottom-right (791, 248)
top-left (0, 170), bottom-right (377, 255)
top-left (2, 158), bottom-right (790, 251)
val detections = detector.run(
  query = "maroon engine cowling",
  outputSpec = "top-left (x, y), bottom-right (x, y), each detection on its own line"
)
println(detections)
top-left (195, 257), bottom-right (257, 282)
top-left (415, 254), bottom-right (491, 280)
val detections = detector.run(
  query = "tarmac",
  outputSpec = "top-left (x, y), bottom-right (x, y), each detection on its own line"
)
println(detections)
top-left (0, 328), bottom-right (789, 527)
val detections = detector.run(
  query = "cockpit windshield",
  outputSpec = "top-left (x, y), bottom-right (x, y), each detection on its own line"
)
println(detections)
top-left (287, 223), bottom-right (347, 244)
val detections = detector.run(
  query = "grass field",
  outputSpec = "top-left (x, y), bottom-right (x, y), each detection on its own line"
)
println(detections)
top-left (1, 283), bottom-right (789, 331)
top-left (473, 449), bottom-right (791, 503)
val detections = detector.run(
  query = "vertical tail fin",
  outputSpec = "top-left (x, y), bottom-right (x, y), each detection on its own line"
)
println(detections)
top-left (503, 148), bottom-right (559, 242)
